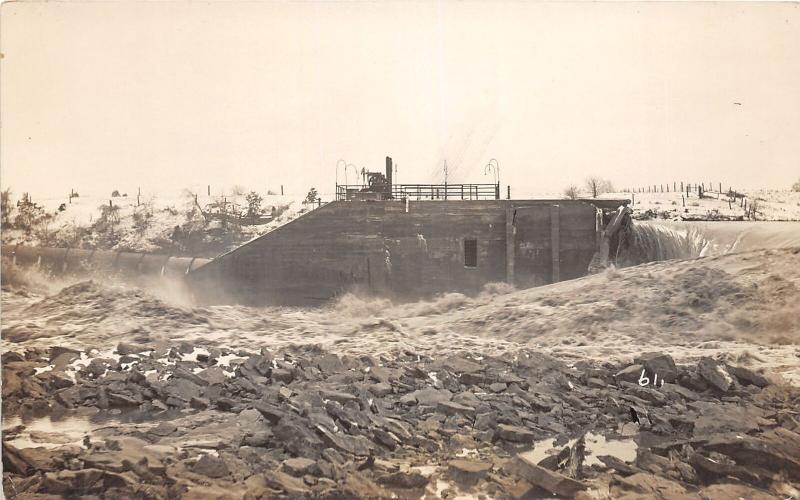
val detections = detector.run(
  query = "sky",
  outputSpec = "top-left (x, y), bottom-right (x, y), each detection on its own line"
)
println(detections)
top-left (2, 1), bottom-right (799, 200)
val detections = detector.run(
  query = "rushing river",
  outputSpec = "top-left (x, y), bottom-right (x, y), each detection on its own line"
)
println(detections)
top-left (621, 220), bottom-right (800, 263)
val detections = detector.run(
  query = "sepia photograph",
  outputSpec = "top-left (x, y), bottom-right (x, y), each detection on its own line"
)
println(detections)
top-left (1, 1), bottom-right (799, 498)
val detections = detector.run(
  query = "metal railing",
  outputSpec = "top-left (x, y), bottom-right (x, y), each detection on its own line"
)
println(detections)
top-left (336, 183), bottom-right (500, 201)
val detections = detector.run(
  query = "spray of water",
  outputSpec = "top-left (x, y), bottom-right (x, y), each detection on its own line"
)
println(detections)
top-left (617, 223), bottom-right (711, 266)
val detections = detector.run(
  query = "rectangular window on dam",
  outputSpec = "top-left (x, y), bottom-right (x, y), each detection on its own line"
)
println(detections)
top-left (464, 239), bottom-right (477, 268)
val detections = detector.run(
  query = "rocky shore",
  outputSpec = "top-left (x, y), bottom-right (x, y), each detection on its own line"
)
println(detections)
top-left (3, 342), bottom-right (799, 499)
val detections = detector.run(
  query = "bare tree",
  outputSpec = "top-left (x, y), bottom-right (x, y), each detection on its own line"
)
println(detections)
top-left (132, 201), bottom-right (154, 234)
top-left (584, 177), bottom-right (614, 198)
top-left (563, 185), bottom-right (580, 200)
top-left (749, 199), bottom-right (761, 221)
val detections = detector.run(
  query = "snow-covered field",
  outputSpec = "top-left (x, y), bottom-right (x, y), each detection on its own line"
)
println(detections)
top-left (602, 189), bottom-right (800, 221)
top-left (2, 188), bottom-right (310, 257)
top-left (3, 187), bottom-right (799, 259)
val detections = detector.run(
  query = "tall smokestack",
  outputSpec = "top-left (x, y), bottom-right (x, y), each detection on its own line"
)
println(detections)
top-left (385, 156), bottom-right (393, 194)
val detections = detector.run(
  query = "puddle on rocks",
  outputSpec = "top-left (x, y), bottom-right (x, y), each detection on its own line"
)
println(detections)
top-left (3, 414), bottom-right (93, 449)
top-left (520, 431), bottom-right (637, 468)
top-left (3, 408), bottom-right (187, 449)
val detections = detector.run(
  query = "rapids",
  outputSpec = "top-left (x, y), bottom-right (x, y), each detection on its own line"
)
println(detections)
top-left (2, 221), bottom-right (799, 383)
top-left (620, 220), bottom-right (800, 263)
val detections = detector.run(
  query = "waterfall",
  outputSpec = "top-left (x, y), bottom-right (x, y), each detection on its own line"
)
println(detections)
top-left (616, 223), bottom-right (711, 266)
top-left (616, 220), bottom-right (800, 267)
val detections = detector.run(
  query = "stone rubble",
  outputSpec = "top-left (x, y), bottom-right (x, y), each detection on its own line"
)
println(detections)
top-left (2, 345), bottom-right (799, 498)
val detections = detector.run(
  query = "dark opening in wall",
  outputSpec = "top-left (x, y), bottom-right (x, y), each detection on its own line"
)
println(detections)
top-left (464, 239), bottom-right (477, 268)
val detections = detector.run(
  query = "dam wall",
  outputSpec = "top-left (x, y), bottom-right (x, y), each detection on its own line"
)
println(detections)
top-left (188, 199), bottom-right (617, 305)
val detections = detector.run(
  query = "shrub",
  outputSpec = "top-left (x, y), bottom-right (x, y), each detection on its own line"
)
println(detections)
top-left (246, 191), bottom-right (263, 217)
top-left (584, 177), bottom-right (614, 198)
top-left (563, 185), bottom-right (580, 200)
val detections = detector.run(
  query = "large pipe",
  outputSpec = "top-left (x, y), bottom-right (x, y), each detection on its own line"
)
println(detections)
top-left (2, 245), bottom-right (211, 279)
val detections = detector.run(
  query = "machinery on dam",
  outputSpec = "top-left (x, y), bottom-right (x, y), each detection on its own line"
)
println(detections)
top-left (3, 157), bottom-right (631, 305)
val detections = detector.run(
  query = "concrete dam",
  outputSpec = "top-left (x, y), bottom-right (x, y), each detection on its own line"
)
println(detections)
top-left (4, 157), bottom-right (639, 305)
top-left (2, 198), bottom-right (631, 306)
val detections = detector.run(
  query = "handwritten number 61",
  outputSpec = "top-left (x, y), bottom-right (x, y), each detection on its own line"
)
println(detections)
top-left (638, 369), bottom-right (664, 388)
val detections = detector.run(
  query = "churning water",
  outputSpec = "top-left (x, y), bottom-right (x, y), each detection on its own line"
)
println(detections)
top-left (618, 221), bottom-right (800, 265)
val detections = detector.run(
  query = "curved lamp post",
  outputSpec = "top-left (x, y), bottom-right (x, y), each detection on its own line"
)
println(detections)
top-left (336, 159), bottom-right (348, 186)
top-left (485, 158), bottom-right (500, 200)
top-left (485, 158), bottom-right (500, 185)
top-left (346, 163), bottom-right (359, 187)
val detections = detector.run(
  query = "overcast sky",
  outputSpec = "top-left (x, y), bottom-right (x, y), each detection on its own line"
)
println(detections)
top-left (2, 1), bottom-right (799, 199)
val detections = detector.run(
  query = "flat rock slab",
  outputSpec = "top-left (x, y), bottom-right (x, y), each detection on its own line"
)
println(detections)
top-left (690, 402), bottom-right (763, 435)
top-left (506, 455), bottom-right (587, 497)
top-left (316, 425), bottom-right (374, 457)
top-left (697, 357), bottom-right (733, 392)
top-left (317, 353), bottom-right (345, 374)
top-left (612, 472), bottom-right (690, 498)
top-left (282, 457), bottom-right (318, 476)
top-left (726, 364), bottom-right (770, 388)
top-left (437, 401), bottom-right (475, 418)
top-left (319, 389), bottom-right (358, 404)
top-left (263, 471), bottom-right (310, 496)
top-left (615, 364), bottom-right (645, 384)
top-left (448, 460), bottom-right (492, 485)
top-left (271, 368), bottom-right (294, 383)
top-left (116, 342), bottom-right (151, 356)
top-left (634, 353), bottom-right (678, 383)
top-left (411, 387), bottom-right (452, 406)
top-left (377, 471), bottom-right (429, 489)
top-left (497, 424), bottom-right (536, 443)
top-left (699, 484), bottom-right (776, 500)
top-left (192, 454), bottom-right (230, 478)
top-left (703, 434), bottom-right (800, 480)
top-left (440, 357), bottom-right (484, 375)
top-left (368, 382), bottom-right (392, 397)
